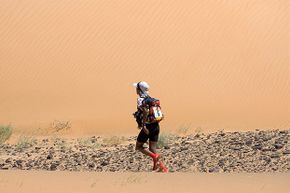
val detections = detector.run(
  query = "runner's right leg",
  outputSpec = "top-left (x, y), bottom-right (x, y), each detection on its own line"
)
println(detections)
top-left (149, 141), bottom-right (160, 170)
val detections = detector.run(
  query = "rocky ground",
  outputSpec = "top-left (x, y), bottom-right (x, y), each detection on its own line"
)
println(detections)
top-left (0, 130), bottom-right (289, 172)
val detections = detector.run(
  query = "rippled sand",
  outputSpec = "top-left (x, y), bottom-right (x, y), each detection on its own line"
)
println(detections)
top-left (0, 171), bottom-right (289, 193)
top-left (0, 1), bottom-right (289, 135)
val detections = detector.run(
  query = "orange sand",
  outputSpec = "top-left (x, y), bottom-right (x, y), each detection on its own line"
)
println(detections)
top-left (0, 171), bottom-right (289, 193)
top-left (0, 1), bottom-right (289, 136)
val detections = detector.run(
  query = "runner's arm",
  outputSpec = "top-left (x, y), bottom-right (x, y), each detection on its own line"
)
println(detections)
top-left (141, 106), bottom-right (149, 126)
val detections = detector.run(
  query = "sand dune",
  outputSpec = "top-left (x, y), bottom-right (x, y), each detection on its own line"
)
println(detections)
top-left (0, 1), bottom-right (289, 135)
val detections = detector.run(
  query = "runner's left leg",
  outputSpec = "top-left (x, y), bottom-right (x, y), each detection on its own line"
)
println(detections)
top-left (149, 141), bottom-right (160, 170)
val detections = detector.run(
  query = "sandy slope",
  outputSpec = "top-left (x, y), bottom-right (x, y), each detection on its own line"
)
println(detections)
top-left (1, 1), bottom-right (290, 135)
top-left (0, 171), bottom-right (289, 193)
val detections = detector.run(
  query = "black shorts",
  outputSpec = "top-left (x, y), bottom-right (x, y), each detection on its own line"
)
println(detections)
top-left (137, 122), bottom-right (160, 143)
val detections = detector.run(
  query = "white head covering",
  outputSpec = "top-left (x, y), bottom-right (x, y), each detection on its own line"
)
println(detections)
top-left (133, 81), bottom-right (150, 96)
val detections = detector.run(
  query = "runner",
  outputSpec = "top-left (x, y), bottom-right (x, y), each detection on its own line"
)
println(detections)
top-left (133, 81), bottom-right (167, 172)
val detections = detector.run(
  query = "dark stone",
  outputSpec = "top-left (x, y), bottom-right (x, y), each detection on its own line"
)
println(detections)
top-left (218, 160), bottom-right (225, 167)
top-left (245, 140), bottom-right (252, 146)
top-left (208, 167), bottom-right (219, 173)
top-left (242, 149), bottom-right (251, 153)
top-left (47, 154), bottom-right (53, 160)
top-left (1, 164), bottom-right (9, 170)
top-left (5, 158), bottom-right (12, 163)
top-left (128, 144), bottom-right (135, 151)
top-left (16, 160), bottom-right (23, 165)
top-left (283, 150), bottom-right (290, 155)
top-left (274, 144), bottom-right (283, 149)
top-left (101, 161), bottom-right (109, 166)
top-left (261, 147), bottom-right (271, 152)
top-left (26, 153), bottom-right (31, 157)
top-left (262, 156), bottom-right (271, 163)
top-left (129, 158), bottom-right (134, 163)
top-left (164, 145), bottom-right (170, 149)
top-left (88, 163), bottom-right (95, 168)
top-left (50, 163), bottom-right (58, 171)
top-left (180, 147), bottom-right (189, 151)
top-left (252, 144), bottom-right (262, 150)
top-left (270, 153), bottom-right (280, 158)
top-left (230, 146), bottom-right (242, 150)
top-left (91, 138), bottom-right (97, 143)
top-left (279, 130), bottom-right (288, 134)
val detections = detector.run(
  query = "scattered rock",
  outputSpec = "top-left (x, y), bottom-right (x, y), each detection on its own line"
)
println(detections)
top-left (88, 163), bottom-right (95, 168)
top-left (164, 145), bottom-right (170, 149)
top-left (0, 130), bottom-right (289, 172)
top-left (270, 153), bottom-right (280, 159)
top-left (230, 146), bottom-right (242, 151)
top-left (101, 161), bottom-right (109, 166)
top-left (282, 150), bottom-right (290, 155)
top-left (47, 154), bottom-right (53, 160)
top-left (208, 167), bottom-right (220, 173)
top-left (245, 139), bottom-right (252, 146)
top-left (274, 144), bottom-right (283, 149)
top-left (50, 163), bottom-right (58, 171)
top-left (180, 147), bottom-right (189, 151)
top-left (1, 164), bottom-right (10, 170)
top-left (261, 147), bottom-right (271, 152)
top-left (252, 144), bottom-right (262, 150)
top-left (129, 158), bottom-right (134, 163)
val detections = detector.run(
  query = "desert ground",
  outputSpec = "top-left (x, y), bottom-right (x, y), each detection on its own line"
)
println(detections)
top-left (0, 171), bottom-right (289, 193)
top-left (1, 0), bottom-right (289, 193)
top-left (1, 128), bottom-right (289, 193)
top-left (0, 130), bottom-right (289, 172)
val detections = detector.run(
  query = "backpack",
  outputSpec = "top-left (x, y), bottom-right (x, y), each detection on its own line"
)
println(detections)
top-left (142, 96), bottom-right (164, 123)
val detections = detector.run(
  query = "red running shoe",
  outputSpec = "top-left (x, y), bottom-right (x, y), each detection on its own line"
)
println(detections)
top-left (158, 161), bottom-right (168, 173)
top-left (152, 154), bottom-right (161, 171)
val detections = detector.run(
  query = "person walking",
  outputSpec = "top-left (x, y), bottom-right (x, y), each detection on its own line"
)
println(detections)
top-left (133, 81), bottom-right (167, 172)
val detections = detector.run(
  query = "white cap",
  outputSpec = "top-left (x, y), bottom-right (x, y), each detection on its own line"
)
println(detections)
top-left (133, 81), bottom-right (150, 93)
